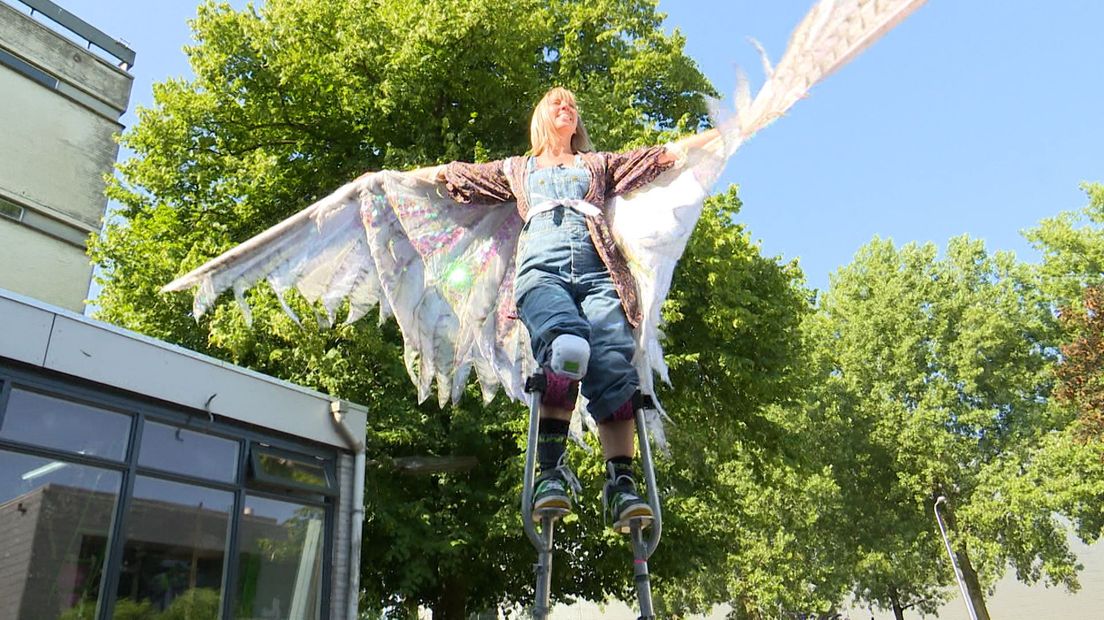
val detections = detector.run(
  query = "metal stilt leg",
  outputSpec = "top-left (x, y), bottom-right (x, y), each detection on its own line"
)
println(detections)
top-left (630, 521), bottom-right (655, 620)
top-left (522, 373), bottom-right (566, 620)
top-left (521, 379), bottom-right (664, 620)
top-left (629, 399), bottom-right (662, 620)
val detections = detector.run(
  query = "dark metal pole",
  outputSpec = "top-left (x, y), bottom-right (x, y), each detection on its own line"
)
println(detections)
top-left (634, 408), bottom-right (662, 556)
top-left (630, 403), bottom-right (663, 619)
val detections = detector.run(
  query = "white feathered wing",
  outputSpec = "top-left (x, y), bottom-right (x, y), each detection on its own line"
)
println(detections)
top-left (609, 0), bottom-right (927, 448)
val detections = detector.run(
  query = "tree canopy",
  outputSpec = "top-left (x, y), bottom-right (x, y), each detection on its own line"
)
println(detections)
top-left (1029, 183), bottom-right (1104, 441)
top-left (803, 235), bottom-right (1104, 619)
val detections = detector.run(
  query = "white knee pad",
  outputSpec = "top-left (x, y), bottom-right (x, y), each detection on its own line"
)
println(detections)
top-left (549, 334), bottom-right (590, 381)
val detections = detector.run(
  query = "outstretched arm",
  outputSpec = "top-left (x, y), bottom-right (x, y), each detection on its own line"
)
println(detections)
top-left (359, 161), bottom-right (511, 205)
top-left (358, 164), bottom-right (446, 183)
top-left (408, 164), bottom-right (447, 183)
top-left (658, 127), bottom-right (722, 166)
top-left (442, 160), bottom-right (514, 205)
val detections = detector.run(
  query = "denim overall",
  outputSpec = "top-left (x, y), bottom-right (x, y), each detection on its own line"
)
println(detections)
top-left (514, 156), bottom-right (638, 421)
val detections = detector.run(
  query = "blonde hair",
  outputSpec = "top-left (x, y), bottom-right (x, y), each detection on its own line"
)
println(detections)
top-left (529, 87), bottom-right (593, 156)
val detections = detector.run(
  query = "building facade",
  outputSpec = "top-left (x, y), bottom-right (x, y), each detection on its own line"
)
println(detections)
top-left (0, 0), bottom-right (134, 312)
top-left (0, 289), bottom-right (368, 619)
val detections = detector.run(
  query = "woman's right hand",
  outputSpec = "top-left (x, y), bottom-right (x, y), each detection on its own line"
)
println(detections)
top-left (406, 164), bottom-right (447, 183)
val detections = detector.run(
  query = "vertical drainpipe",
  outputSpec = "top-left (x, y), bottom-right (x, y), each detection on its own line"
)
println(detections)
top-left (331, 401), bottom-right (366, 620)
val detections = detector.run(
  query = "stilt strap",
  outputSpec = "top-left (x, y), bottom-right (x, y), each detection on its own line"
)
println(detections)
top-left (525, 372), bottom-right (547, 394)
top-left (633, 391), bottom-right (656, 411)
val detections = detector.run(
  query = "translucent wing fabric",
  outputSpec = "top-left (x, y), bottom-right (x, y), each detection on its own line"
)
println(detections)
top-left (163, 0), bottom-right (926, 445)
top-left (606, 144), bottom-right (729, 447)
top-left (164, 171), bottom-right (534, 408)
top-left (606, 0), bottom-right (928, 445)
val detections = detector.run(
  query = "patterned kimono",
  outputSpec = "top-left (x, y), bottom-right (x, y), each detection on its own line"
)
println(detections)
top-left (443, 147), bottom-right (674, 328)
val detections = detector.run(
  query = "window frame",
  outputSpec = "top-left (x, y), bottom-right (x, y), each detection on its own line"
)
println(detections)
top-left (249, 443), bottom-right (338, 497)
top-left (0, 362), bottom-right (337, 620)
top-left (0, 383), bottom-right (136, 462)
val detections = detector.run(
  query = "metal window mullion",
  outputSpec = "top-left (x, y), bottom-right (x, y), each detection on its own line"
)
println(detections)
top-left (145, 414), bottom-right (246, 445)
top-left (0, 437), bottom-right (128, 472)
top-left (243, 486), bottom-right (328, 509)
top-left (7, 378), bottom-right (136, 421)
top-left (132, 465), bottom-right (240, 493)
top-left (320, 457), bottom-right (337, 619)
top-left (0, 380), bottom-right (13, 430)
top-left (221, 438), bottom-right (250, 620)
top-left (97, 413), bottom-right (143, 620)
top-left (320, 496), bottom-right (335, 619)
top-left (252, 438), bottom-right (334, 465)
top-left (250, 445), bottom-right (337, 496)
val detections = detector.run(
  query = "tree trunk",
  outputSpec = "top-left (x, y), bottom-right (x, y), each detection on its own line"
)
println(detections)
top-left (940, 500), bottom-right (992, 620)
top-left (954, 548), bottom-right (992, 620)
top-left (888, 586), bottom-right (906, 620)
top-left (431, 576), bottom-right (468, 620)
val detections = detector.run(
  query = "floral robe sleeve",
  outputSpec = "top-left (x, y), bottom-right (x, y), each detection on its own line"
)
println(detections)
top-left (604, 145), bottom-right (674, 196)
top-left (443, 160), bottom-right (514, 205)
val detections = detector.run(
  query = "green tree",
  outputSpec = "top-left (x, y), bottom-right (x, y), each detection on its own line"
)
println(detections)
top-left (803, 236), bottom-right (1103, 619)
top-left (650, 188), bottom-right (855, 619)
top-left (1027, 182), bottom-right (1104, 439)
top-left (1026, 182), bottom-right (1104, 310)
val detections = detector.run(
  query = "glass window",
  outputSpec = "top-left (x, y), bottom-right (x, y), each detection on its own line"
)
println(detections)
top-left (112, 476), bottom-right (233, 618)
top-left (0, 196), bottom-right (24, 222)
top-left (138, 420), bottom-right (239, 483)
top-left (0, 449), bottom-right (122, 620)
top-left (0, 389), bottom-right (131, 461)
top-left (250, 447), bottom-right (333, 495)
top-left (234, 495), bottom-right (324, 620)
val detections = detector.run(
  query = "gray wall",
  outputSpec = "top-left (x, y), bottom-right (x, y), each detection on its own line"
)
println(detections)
top-left (0, 1), bottom-right (133, 312)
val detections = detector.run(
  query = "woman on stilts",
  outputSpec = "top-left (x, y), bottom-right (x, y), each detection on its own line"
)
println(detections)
top-left (427, 87), bottom-right (719, 528)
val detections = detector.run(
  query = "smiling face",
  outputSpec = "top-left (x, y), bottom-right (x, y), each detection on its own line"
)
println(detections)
top-left (547, 93), bottom-right (578, 136)
top-left (530, 87), bottom-right (592, 156)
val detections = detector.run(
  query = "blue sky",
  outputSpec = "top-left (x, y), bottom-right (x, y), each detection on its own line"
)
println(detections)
top-left (26, 0), bottom-right (1104, 291)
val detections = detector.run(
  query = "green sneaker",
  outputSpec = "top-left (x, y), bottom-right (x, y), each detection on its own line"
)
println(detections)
top-left (532, 472), bottom-right (571, 515)
top-left (604, 473), bottom-right (654, 533)
top-left (531, 459), bottom-right (581, 521)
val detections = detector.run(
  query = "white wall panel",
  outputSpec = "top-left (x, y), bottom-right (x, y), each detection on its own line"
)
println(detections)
top-left (44, 314), bottom-right (362, 447)
top-left (0, 293), bottom-right (54, 366)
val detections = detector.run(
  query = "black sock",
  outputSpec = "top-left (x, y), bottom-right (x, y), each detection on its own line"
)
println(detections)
top-left (537, 418), bottom-right (570, 473)
top-left (605, 455), bottom-right (633, 481)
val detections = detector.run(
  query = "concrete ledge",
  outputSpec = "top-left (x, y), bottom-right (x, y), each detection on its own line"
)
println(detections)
top-left (0, 0), bottom-right (132, 113)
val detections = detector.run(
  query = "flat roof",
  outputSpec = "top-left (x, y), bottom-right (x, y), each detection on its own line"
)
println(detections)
top-left (0, 288), bottom-right (367, 450)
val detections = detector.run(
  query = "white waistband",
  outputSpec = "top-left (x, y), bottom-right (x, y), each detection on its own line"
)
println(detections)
top-left (526, 199), bottom-right (600, 222)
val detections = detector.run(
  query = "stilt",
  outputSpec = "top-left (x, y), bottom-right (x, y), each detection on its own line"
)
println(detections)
top-left (628, 398), bottom-right (662, 619)
top-left (521, 376), bottom-right (663, 620)
top-left (522, 373), bottom-right (566, 619)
